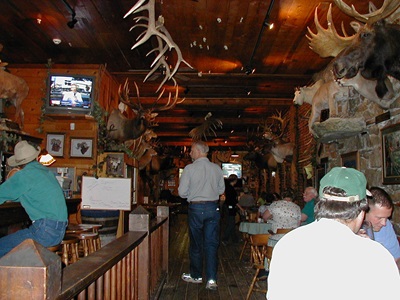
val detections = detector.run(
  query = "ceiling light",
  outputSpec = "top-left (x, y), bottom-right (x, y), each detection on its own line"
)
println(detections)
top-left (53, 38), bottom-right (62, 45)
top-left (231, 152), bottom-right (239, 158)
top-left (265, 22), bottom-right (274, 30)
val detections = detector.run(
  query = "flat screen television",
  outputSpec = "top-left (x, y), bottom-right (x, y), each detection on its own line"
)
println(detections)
top-left (45, 74), bottom-right (95, 115)
top-left (222, 163), bottom-right (242, 179)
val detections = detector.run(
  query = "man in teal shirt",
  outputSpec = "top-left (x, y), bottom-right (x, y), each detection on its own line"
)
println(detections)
top-left (0, 141), bottom-right (68, 257)
top-left (301, 186), bottom-right (318, 225)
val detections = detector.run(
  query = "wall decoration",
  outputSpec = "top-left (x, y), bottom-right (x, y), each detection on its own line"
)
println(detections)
top-left (70, 138), bottom-right (93, 158)
top-left (382, 123), bottom-right (400, 184)
top-left (46, 133), bottom-right (65, 157)
top-left (341, 151), bottom-right (359, 170)
top-left (105, 152), bottom-right (125, 177)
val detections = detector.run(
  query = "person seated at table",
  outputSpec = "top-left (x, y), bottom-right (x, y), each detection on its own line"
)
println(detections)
top-left (238, 187), bottom-right (256, 208)
top-left (257, 191), bottom-right (268, 206)
top-left (267, 167), bottom-right (400, 300)
top-left (365, 186), bottom-right (400, 270)
top-left (258, 192), bottom-right (280, 218)
top-left (261, 188), bottom-right (301, 233)
top-left (0, 141), bottom-right (68, 258)
top-left (300, 186), bottom-right (318, 225)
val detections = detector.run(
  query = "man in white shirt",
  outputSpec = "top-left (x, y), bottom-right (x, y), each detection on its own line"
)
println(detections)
top-left (267, 167), bottom-right (400, 300)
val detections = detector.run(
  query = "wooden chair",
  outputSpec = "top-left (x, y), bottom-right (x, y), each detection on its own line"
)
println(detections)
top-left (276, 228), bottom-right (294, 235)
top-left (248, 211), bottom-right (258, 223)
top-left (239, 232), bottom-right (251, 262)
top-left (246, 234), bottom-right (271, 300)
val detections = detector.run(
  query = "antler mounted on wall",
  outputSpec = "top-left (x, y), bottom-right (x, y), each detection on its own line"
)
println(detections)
top-left (189, 112), bottom-right (223, 141)
top-left (124, 0), bottom-right (193, 92)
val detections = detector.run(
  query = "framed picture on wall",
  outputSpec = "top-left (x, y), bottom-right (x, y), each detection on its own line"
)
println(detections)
top-left (46, 133), bottom-right (65, 157)
top-left (70, 138), bottom-right (93, 158)
top-left (381, 123), bottom-right (400, 184)
top-left (341, 151), bottom-right (359, 170)
top-left (105, 152), bottom-right (125, 177)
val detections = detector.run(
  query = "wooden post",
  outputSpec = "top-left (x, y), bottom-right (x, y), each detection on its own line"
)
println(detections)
top-left (0, 239), bottom-right (61, 300)
top-left (129, 206), bottom-right (151, 299)
top-left (157, 206), bottom-right (169, 279)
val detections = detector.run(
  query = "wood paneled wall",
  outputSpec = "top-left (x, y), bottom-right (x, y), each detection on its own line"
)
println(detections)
top-left (6, 64), bottom-right (121, 193)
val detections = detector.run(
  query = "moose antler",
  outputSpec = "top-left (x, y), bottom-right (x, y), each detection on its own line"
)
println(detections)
top-left (333, 0), bottom-right (400, 24)
top-left (307, 4), bottom-right (355, 58)
top-left (189, 112), bottom-right (223, 141)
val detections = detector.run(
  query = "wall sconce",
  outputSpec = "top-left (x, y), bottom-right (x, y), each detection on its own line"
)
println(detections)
top-left (38, 150), bottom-right (56, 167)
top-left (231, 152), bottom-right (239, 158)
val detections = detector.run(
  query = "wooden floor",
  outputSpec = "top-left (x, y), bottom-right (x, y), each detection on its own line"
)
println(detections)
top-left (159, 213), bottom-right (267, 300)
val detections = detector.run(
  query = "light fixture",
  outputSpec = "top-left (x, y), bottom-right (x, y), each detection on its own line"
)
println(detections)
top-left (265, 22), bottom-right (274, 30)
top-left (38, 150), bottom-right (56, 167)
top-left (231, 152), bottom-right (239, 158)
top-left (63, 0), bottom-right (78, 29)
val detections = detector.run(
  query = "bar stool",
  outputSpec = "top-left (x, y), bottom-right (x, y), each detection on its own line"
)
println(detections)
top-left (79, 223), bottom-right (102, 233)
top-left (66, 224), bottom-right (92, 235)
top-left (60, 235), bottom-right (80, 266)
top-left (46, 244), bottom-right (61, 253)
top-left (76, 232), bottom-right (101, 257)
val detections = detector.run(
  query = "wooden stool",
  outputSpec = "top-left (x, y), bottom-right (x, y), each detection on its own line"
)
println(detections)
top-left (61, 235), bottom-right (80, 266)
top-left (46, 244), bottom-right (61, 253)
top-left (76, 232), bottom-right (101, 257)
top-left (66, 224), bottom-right (92, 235)
top-left (80, 223), bottom-right (102, 233)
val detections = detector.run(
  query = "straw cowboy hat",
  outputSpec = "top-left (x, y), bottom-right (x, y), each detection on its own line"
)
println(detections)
top-left (7, 140), bottom-right (41, 167)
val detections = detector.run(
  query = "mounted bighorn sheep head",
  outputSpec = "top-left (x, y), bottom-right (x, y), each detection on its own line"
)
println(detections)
top-left (107, 79), bottom-right (184, 143)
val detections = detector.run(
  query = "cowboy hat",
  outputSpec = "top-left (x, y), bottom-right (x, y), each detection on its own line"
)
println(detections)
top-left (7, 140), bottom-right (41, 167)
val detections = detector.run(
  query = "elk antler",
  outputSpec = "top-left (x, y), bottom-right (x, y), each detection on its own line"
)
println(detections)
top-left (333, 0), bottom-right (400, 24)
top-left (264, 111), bottom-right (289, 141)
top-left (307, 4), bottom-right (355, 58)
top-left (125, 0), bottom-right (193, 92)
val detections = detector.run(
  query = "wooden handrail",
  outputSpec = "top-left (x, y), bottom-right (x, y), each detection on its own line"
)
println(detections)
top-left (58, 231), bottom-right (147, 299)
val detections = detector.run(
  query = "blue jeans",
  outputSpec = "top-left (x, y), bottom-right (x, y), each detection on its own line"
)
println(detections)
top-left (0, 219), bottom-right (67, 258)
top-left (188, 202), bottom-right (220, 281)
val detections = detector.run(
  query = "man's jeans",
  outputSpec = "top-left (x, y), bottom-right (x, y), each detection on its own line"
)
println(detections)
top-left (188, 202), bottom-right (220, 281)
top-left (0, 219), bottom-right (67, 258)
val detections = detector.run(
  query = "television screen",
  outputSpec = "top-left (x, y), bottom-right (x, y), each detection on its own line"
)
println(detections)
top-left (222, 163), bottom-right (242, 179)
top-left (46, 74), bottom-right (95, 115)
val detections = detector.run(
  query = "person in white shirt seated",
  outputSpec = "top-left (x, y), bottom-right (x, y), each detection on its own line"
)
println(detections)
top-left (267, 167), bottom-right (400, 300)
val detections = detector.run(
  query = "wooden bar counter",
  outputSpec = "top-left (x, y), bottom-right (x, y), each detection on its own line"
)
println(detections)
top-left (0, 197), bottom-right (81, 235)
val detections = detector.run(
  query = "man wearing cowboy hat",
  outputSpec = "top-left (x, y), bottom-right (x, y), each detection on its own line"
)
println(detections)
top-left (0, 140), bottom-right (68, 258)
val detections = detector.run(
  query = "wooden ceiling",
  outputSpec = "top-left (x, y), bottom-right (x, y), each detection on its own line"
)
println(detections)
top-left (0, 0), bottom-right (375, 149)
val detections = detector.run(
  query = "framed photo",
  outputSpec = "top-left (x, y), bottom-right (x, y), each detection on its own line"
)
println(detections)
top-left (341, 151), bottom-right (359, 170)
top-left (381, 123), bottom-right (400, 184)
top-left (46, 133), bottom-right (65, 157)
top-left (70, 138), bottom-right (93, 158)
top-left (105, 152), bottom-right (125, 177)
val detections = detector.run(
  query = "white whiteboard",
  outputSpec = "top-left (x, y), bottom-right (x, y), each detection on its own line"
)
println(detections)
top-left (81, 176), bottom-right (132, 210)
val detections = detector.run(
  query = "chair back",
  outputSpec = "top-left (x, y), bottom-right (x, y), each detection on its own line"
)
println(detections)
top-left (248, 211), bottom-right (258, 222)
top-left (276, 228), bottom-right (294, 235)
top-left (249, 234), bottom-right (270, 265)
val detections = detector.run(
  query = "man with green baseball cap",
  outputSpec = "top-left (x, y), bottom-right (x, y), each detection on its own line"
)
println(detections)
top-left (267, 167), bottom-right (400, 300)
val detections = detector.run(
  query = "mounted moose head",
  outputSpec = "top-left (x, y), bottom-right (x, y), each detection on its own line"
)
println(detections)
top-left (308, 0), bottom-right (400, 98)
top-left (107, 79), bottom-right (184, 143)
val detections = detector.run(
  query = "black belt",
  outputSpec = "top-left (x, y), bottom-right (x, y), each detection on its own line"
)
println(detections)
top-left (190, 200), bottom-right (219, 204)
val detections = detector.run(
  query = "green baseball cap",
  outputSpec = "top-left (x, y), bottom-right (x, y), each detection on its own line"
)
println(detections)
top-left (319, 167), bottom-right (369, 202)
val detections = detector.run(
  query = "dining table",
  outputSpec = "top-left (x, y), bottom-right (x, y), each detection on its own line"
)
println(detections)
top-left (239, 221), bottom-right (273, 235)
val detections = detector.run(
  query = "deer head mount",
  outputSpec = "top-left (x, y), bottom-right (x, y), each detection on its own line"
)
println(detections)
top-left (107, 79), bottom-right (184, 143)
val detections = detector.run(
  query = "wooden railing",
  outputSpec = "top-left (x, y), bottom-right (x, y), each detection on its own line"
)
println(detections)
top-left (0, 207), bottom-right (170, 300)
